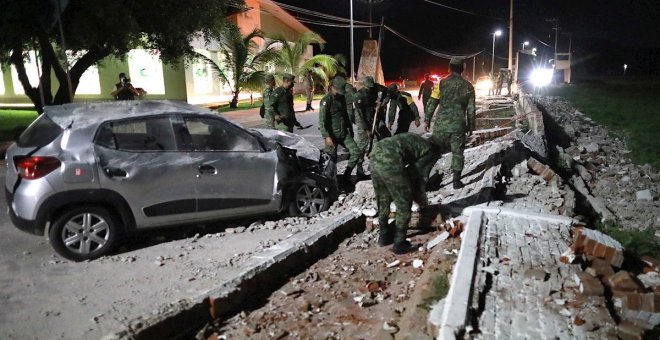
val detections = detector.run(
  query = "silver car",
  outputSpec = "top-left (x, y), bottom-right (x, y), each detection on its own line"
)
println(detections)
top-left (5, 101), bottom-right (336, 261)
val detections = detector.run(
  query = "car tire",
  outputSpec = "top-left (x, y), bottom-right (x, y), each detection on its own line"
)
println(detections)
top-left (49, 206), bottom-right (121, 261)
top-left (288, 181), bottom-right (331, 217)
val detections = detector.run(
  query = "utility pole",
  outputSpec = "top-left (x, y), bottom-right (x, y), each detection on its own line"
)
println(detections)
top-left (350, 0), bottom-right (355, 83)
top-left (508, 0), bottom-right (513, 71)
top-left (546, 18), bottom-right (560, 61)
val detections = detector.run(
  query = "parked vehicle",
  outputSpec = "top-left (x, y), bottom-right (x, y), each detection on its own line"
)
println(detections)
top-left (5, 100), bottom-right (336, 261)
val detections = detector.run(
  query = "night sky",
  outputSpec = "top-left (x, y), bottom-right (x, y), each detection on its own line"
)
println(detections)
top-left (274, 0), bottom-right (660, 79)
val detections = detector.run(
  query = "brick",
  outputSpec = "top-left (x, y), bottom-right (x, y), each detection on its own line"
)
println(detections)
top-left (575, 272), bottom-right (605, 296)
top-left (560, 248), bottom-right (577, 264)
top-left (617, 321), bottom-right (645, 340)
top-left (588, 258), bottom-right (615, 280)
top-left (608, 271), bottom-right (644, 293)
top-left (642, 256), bottom-right (660, 270)
top-left (593, 242), bottom-right (608, 258)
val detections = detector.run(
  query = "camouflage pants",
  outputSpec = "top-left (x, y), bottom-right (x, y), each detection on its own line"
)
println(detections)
top-left (264, 111), bottom-right (275, 129)
top-left (370, 145), bottom-right (426, 242)
top-left (324, 135), bottom-right (361, 169)
top-left (431, 130), bottom-right (466, 172)
top-left (275, 121), bottom-right (293, 133)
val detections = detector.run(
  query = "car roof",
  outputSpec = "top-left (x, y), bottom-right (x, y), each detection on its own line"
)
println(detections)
top-left (44, 100), bottom-right (219, 128)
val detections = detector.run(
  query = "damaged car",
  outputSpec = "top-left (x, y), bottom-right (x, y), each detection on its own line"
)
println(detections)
top-left (5, 100), bottom-right (337, 261)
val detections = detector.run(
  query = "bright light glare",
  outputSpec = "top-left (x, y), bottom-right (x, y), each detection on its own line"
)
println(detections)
top-left (494, 30), bottom-right (502, 36)
top-left (530, 68), bottom-right (553, 87)
top-left (476, 79), bottom-right (493, 91)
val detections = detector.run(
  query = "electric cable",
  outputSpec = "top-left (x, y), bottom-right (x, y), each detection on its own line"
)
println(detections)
top-left (421, 0), bottom-right (504, 20)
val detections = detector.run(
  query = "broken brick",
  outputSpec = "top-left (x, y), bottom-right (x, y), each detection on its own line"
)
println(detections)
top-left (448, 226), bottom-right (462, 238)
top-left (560, 249), bottom-right (577, 264)
top-left (642, 256), bottom-right (660, 271)
top-left (608, 271), bottom-right (644, 293)
top-left (566, 227), bottom-right (625, 268)
top-left (613, 292), bottom-right (660, 330)
top-left (575, 272), bottom-right (605, 296)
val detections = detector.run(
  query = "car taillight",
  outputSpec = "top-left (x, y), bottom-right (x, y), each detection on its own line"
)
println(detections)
top-left (14, 156), bottom-right (61, 180)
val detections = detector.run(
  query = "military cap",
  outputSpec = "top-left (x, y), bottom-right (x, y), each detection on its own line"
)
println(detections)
top-left (332, 76), bottom-right (347, 94)
top-left (265, 74), bottom-right (275, 82)
top-left (449, 57), bottom-right (464, 65)
top-left (387, 83), bottom-right (398, 92)
top-left (363, 76), bottom-right (375, 88)
top-left (344, 83), bottom-right (355, 92)
top-left (282, 73), bottom-right (295, 82)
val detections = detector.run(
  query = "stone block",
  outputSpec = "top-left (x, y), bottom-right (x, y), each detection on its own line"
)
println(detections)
top-left (354, 180), bottom-right (375, 198)
top-left (635, 189), bottom-right (653, 202)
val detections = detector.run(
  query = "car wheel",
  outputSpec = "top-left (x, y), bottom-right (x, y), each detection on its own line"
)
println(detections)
top-left (289, 181), bottom-right (330, 217)
top-left (49, 206), bottom-right (121, 261)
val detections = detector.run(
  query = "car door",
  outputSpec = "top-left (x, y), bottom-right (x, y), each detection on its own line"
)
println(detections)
top-left (180, 116), bottom-right (279, 219)
top-left (94, 115), bottom-right (197, 228)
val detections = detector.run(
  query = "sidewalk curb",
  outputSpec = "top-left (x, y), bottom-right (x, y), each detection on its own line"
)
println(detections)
top-left (107, 211), bottom-right (364, 339)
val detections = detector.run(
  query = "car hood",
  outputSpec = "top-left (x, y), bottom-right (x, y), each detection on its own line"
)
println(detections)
top-left (252, 129), bottom-right (320, 162)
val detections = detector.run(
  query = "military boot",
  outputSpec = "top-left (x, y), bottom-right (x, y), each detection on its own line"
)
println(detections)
top-left (378, 218), bottom-right (393, 246)
top-left (356, 164), bottom-right (369, 180)
top-left (452, 170), bottom-right (464, 189)
top-left (392, 229), bottom-right (414, 254)
top-left (341, 166), bottom-right (354, 186)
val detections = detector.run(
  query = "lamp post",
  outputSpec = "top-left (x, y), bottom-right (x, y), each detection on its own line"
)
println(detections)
top-left (521, 41), bottom-right (529, 50)
top-left (350, 0), bottom-right (354, 83)
top-left (491, 30), bottom-right (502, 75)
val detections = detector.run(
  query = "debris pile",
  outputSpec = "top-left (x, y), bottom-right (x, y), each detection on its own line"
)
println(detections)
top-left (559, 226), bottom-right (660, 337)
top-left (536, 96), bottom-right (660, 231)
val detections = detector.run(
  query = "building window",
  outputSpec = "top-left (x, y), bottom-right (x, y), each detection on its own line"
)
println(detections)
top-left (128, 49), bottom-right (165, 95)
top-left (11, 51), bottom-right (40, 95)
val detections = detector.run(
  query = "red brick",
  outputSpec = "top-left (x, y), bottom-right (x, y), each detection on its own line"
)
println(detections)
top-left (589, 258), bottom-right (616, 280)
top-left (584, 238), bottom-right (597, 254)
top-left (608, 271), bottom-right (644, 293)
top-left (448, 226), bottom-right (461, 238)
top-left (642, 256), bottom-right (660, 270)
top-left (593, 242), bottom-right (608, 258)
top-left (611, 251), bottom-right (625, 268)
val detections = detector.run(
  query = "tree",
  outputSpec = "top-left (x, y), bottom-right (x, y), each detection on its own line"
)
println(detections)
top-left (197, 24), bottom-right (277, 108)
top-left (0, 0), bottom-right (244, 113)
top-left (270, 32), bottom-right (341, 90)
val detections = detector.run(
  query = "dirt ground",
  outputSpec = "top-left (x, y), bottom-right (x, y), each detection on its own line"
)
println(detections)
top-left (205, 221), bottom-right (462, 340)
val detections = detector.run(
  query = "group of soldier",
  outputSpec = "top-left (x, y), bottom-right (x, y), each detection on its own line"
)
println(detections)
top-left (260, 57), bottom-right (475, 254)
top-left (489, 69), bottom-right (514, 96)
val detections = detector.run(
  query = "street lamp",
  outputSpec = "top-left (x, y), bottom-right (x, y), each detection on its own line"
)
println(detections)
top-left (491, 30), bottom-right (502, 75)
top-left (623, 64), bottom-right (628, 76)
top-left (521, 41), bottom-right (529, 50)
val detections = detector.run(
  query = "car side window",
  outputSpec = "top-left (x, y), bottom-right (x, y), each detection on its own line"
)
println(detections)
top-left (183, 117), bottom-right (261, 152)
top-left (95, 117), bottom-right (177, 151)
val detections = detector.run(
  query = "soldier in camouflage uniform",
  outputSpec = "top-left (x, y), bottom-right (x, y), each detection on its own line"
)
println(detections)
top-left (370, 133), bottom-right (442, 254)
top-left (319, 76), bottom-right (362, 184)
top-left (272, 73), bottom-right (297, 132)
top-left (425, 57), bottom-right (476, 189)
top-left (355, 76), bottom-right (391, 142)
top-left (344, 83), bottom-right (358, 125)
top-left (262, 74), bottom-right (277, 128)
top-left (386, 83), bottom-right (421, 135)
top-left (418, 73), bottom-right (434, 113)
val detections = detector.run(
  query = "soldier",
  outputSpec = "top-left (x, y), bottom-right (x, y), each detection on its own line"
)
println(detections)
top-left (425, 57), bottom-right (476, 189)
top-left (344, 82), bottom-right (358, 125)
top-left (418, 73), bottom-right (434, 113)
top-left (506, 69), bottom-right (513, 96)
top-left (261, 74), bottom-right (277, 128)
top-left (370, 133), bottom-right (442, 254)
top-left (386, 83), bottom-right (421, 135)
top-left (355, 76), bottom-right (391, 145)
top-left (319, 76), bottom-right (362, 184)
top-left (488, 72), bottom-right (496, 96)
top-left (272, 73), bottom-right (297, 132)
top-left (496, 70), bottom-right (504, 95)
top-left (305, 70), bottom-right (315, 111)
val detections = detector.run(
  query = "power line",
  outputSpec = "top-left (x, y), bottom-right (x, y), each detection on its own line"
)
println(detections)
top-left (421, 0), bottom-right (504, 20)
top-left (384, 25), bottom-right (482, 59)
top-left (296, 17), bottom-right (378, 29)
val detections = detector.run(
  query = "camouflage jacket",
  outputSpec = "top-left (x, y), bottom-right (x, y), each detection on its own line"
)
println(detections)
top-left (344, 84), bottom-right (358, 124)
top-left (262, 86), bottom-right (275, 123)
top-left (419, 79), bottom-right (434, 102)
top-left (387, 91), bottom-right (420, 125)
top-left (319, 92), bottom-right (352, 140)
top-left (355, 84), bottom-right (389, 132)
top-left (370, 133), bottom-right (440, 182)
top-left (424, 74), bottom-right (475, 133)
top-left (272, 86), bottom-right (295, 125)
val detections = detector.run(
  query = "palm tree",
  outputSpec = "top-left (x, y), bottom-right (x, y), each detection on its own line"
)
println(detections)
top-left (270, 32), bottom-right (341, 90)
top-left (198, 23), bottom-right (276, 108)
